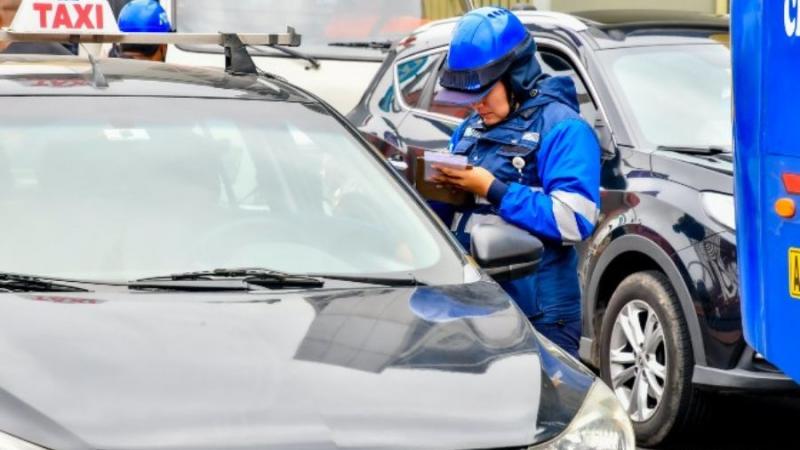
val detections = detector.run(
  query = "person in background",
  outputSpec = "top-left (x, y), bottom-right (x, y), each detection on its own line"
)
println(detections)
top-left (112, 0), bottom-right (171, 61)
top-left (0, 0), bottom-right (75, 55)
top-left (430, 7), bottom-right (600, 358)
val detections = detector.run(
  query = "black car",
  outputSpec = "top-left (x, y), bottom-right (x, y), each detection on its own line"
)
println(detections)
top-left (0, 49), bottom-right (635, 449)
top-left (348, 9), bottom-right (800, 447)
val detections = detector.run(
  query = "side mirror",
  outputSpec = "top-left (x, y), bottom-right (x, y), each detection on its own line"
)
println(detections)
top-left (470, 223), bottom-right (544, 282)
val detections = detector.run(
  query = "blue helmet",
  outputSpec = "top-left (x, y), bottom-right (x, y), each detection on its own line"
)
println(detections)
top-left (118, 0), bottom-right (171, 33)
top-left (437, 7), bottom-right (531, 105)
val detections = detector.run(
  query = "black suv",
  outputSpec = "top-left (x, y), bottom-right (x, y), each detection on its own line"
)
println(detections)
top-left (348, 9), bottom-right (800, 447)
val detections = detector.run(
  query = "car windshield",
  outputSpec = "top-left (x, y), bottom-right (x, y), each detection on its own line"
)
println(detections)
top-left (174, 0), bottom-right (462, 60)
top-left (598, 42), bottom-right (732, 150)
top-left (0, 97), bottom-right (464, 283)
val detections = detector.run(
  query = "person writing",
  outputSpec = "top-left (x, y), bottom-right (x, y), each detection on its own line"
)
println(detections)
top-left (430, 7), bottom-right (600, 357)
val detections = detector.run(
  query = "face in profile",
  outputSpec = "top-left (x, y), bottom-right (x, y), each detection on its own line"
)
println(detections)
top-left (471, 82), bottom-right (511, 126)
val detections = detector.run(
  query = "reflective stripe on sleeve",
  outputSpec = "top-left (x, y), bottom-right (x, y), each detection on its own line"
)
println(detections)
top-left (552, 190), bottom-right (598, 224)
top-left (552, 197), bottom-right (582, 244)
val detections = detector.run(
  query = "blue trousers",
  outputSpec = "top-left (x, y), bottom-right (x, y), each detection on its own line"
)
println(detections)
top-left (533, 318), bottom-right (581, 359)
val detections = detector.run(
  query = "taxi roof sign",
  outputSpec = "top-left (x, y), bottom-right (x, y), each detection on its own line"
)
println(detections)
top-left (12, 0), bottom-right (120, 35)
top-left (0, 29), bottom-right (301, 46)
top-left (0, 0), bottom-right (302, 76)
top-left (2, 0), bottom-right (300, 47)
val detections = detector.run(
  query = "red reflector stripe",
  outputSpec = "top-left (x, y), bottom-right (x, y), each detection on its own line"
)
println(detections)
top-left (783, 173), bottom-right (800, 195)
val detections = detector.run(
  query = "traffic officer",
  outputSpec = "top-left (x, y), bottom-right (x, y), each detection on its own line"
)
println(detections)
top-left (431, 7), bottom-right (600, 358)
top-left (112, 0), bottom-right (171, 61)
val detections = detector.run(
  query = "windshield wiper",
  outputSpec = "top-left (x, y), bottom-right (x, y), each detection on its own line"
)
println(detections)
top-left (307, 273), bottom-right (425, 287)
top-left (133, 268), bottom-right (325, 290)
top-left (127, 280), bottom-right (254, 292)
top-left (0, 272), bottom-right (91, 293)
top-left (656, 145), bottom-right (730, 155)
top-left (247, 44), bottom-right (320, 69)
top-left (328, 40), bottom-right (392, 50)
top-left (134, 268), bottom-right (424, 290)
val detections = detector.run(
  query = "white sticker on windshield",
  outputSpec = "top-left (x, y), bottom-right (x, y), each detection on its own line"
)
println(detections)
top-left (287, 125), bottom-right (314, 146)
top-left (104, 129), bottom-right (150, 141)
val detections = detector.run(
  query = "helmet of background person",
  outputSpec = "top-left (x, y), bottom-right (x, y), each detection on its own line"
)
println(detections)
top-left (115, 0), bottom-right (170, 61)
top-left (118, 0), bottom-right (170, 32)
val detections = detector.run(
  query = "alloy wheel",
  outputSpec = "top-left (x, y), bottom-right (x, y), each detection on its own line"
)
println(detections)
top-left (608, 299), bottom-right (668, 422)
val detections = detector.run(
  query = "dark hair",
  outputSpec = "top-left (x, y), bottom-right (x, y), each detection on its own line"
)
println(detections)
top-left (108, 44), bottom-right (161, 58)
top-left (501, 76), bottom-right (519, 112)
top-left (118, 43), bottom-right (162, 57)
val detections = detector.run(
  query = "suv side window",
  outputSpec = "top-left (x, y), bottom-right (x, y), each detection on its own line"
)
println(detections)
top-left (425, 48), bottom-right (600, 123)
top-left (537, 49), bottom-right (599, 126)
top-left (396, 53), bottom-right (443, 109)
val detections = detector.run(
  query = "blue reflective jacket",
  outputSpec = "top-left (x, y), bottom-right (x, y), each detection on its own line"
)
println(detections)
top-left (432, 67), bottom-right (600, 324)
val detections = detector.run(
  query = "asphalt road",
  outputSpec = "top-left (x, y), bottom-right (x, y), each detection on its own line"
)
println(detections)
top-left (640, 392), bottom-right (800, 450)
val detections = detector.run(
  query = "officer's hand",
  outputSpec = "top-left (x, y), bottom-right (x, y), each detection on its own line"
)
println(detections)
top-left (432, 165), bottom-right (495, 198)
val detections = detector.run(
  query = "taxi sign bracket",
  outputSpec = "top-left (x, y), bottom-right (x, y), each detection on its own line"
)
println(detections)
top-left (85, 51), bottom-right (108, 88)
top-left (221, 33), bottom-right (257, 76)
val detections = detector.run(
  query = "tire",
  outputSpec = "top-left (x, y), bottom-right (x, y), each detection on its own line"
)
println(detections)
top-left (599, 270), bottom-right (705, 447)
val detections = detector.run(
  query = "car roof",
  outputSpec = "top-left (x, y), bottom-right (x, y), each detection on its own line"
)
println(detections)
top-left (0, 54), bottom-right (316, 102)
top-left (571, 9), bottom-right (728, 28)
top-left (398, 9), bottom-right (729, 57)
top-left (570, 9), bottom-right (729, 49)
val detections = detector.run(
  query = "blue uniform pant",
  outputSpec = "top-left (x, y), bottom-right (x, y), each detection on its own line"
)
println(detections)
top-left (532, 318), bottom-right (581, 359)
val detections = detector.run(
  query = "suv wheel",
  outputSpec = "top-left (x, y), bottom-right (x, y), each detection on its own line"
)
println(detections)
top-left (599, 270), bottom-right (704, 447)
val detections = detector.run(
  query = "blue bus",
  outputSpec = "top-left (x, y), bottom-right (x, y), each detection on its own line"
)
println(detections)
top-left (732, 0), bottom-right (800, 382)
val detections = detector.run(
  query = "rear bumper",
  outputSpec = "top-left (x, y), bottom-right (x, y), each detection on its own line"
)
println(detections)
top-left (693, 365), bottom-right (800, 391)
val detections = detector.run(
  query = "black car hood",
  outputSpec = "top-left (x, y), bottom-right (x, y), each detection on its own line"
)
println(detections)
top-left (0, 282), bottom-right (591, 450)
top-left (652, 150), bottom-right (734, 193)
top-left (674, 151), bottom-right (733, 175)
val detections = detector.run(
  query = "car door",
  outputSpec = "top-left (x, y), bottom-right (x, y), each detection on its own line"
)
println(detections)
top-left (392, 48), bottom-right (457, 182)
top-left (352, 51), bottom-right (414, 177)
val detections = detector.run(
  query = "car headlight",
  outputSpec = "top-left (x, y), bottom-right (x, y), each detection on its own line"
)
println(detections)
top-left (700, 191), bottom-right (736, 230)
top-left (0, 431), bottom-right (45, 450)
top-left (529, 380), bottom-right (635, 450)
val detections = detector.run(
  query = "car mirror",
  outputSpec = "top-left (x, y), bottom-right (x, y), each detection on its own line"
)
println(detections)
top-left (470, 222), bottom-right (543, 282)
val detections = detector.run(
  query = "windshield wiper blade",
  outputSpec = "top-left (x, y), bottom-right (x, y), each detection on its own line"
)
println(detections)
top-left (134, 268), bottom-right (425, 290)
top-left (328, 40), bottom-right (392, 50)
top-left (0, 272), bottom-right (91, 293)
top-left (134, 268), bottom-right (325, 289)
top-left (307, 273), bottom-right (425, 287)
top-left (656, 145), bottom-right (730, 155)
top-left (128, 280), bottom-right (253, 292)
top-left (248, 44), bottom-right (320, 69)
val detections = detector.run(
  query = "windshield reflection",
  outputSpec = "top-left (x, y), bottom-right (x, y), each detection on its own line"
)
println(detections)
top-left (600, 43), bottom-right (732, 150)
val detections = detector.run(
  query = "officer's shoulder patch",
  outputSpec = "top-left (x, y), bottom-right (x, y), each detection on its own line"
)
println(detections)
top-left (464, 127), bottom-right (482, 139)
top-left (522, 131), bottom-right (540, 143)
